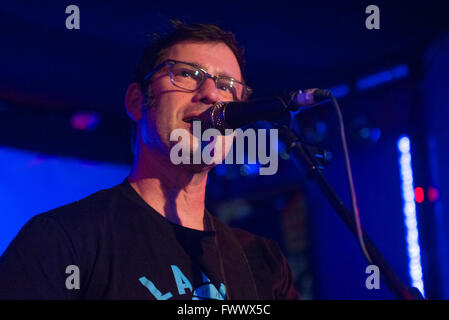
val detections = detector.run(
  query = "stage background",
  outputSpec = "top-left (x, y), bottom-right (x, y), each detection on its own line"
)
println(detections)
top-left (1, 1), bottom-right (449, 299)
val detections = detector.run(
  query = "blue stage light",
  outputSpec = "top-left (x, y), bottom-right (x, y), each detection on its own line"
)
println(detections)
top-left (397, 135), bottom-right (425, 297)
top-left (328, 84), bottom-right (350, 98)
top-left (357, 64), bottom-right (410, 90)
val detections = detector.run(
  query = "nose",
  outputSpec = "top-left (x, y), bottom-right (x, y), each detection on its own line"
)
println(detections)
top-left (192, 77), bottom-right (220, 104)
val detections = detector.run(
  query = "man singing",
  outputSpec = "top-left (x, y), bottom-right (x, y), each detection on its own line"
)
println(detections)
top-left (0, 20), bottom-right (299, 300)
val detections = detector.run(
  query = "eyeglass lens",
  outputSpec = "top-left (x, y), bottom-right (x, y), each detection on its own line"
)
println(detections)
top-left (169, 62), bottom-right (243, 101)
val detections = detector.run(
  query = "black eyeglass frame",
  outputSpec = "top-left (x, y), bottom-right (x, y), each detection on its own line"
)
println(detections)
top-left (142, 59), bottom-right (251, 101)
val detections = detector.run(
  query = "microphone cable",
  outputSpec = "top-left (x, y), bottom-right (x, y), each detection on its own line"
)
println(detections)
top-left (325, 91), bottom-right (373, 264)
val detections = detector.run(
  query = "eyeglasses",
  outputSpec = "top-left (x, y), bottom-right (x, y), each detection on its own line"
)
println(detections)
top-left (143, 59), bottom-right (251, 101)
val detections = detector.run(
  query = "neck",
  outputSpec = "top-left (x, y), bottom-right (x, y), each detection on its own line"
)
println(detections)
top-left (128, 144), bottom-right (210, 231)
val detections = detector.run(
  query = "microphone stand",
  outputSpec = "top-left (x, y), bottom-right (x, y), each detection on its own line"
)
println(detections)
top-left (277, 124), bottom-right (425, 300)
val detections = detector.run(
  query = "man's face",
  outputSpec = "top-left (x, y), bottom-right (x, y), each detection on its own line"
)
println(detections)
top-left (139, 41), bottom-right (242, 170)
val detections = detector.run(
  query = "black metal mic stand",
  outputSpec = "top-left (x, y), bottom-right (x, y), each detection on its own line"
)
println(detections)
top-left (277, 124), bottom-right (424, 300)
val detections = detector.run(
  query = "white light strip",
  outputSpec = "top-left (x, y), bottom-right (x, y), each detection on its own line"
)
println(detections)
top-left (397, 135), bottom-right (425, 297)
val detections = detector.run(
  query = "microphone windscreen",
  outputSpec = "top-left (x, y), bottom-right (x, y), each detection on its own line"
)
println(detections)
top-left (292, 88), bottom-right (331, 106)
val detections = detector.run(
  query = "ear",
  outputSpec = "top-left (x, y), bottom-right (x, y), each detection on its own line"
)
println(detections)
top-left (124, 82), bottom-right (145, 122)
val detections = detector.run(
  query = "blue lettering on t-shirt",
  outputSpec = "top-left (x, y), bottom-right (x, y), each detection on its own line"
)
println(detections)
top-left (138, 276), bottom-right (173, 300)
top-left (138, 265), bottom-right (226, 300)
top-left (171, 265), bottom-right (193, 295)
top-left (192, 272), bottom-right (226, 300)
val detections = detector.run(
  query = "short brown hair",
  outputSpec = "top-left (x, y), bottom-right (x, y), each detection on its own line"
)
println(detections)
top-left (134, 19), bottom-right (246, 88)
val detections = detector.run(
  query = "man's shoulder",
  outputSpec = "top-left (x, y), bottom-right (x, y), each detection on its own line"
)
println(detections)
top-left (209, 216), bottom-right (283, 264)
top-left (209, 215), bottom-right (281, 256)
top-left (229, 226), bottom-right (281, 257)
top-left (225, 225), bottom-right (300, 300)
top-left (230, 226), bottom-right (274, 247)
top-left (35, 181), bottom-right (127, 232)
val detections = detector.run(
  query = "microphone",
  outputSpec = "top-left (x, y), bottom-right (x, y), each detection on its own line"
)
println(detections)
top-left (198, 88), bottom-right (331, 134)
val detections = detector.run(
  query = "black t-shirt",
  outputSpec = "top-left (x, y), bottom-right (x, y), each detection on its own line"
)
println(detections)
top-left (0, 179), bottom-right (300, 300)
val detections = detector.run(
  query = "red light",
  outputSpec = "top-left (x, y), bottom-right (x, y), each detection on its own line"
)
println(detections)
top-left (427, 186), bottom-right (440, 203)
top-left (70, 112), bottom-right (100, 131)
top-left (415, 187), bottom-right (424, 203)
